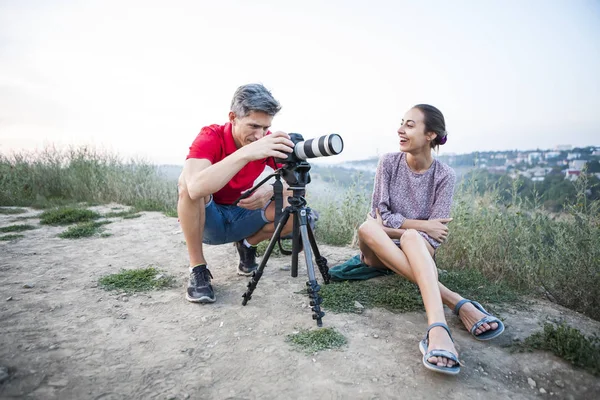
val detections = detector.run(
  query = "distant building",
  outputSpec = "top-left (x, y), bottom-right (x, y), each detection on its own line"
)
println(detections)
top-left (569, 160), bottom-right (587, 170)
top-left (556, 145), bottom-right (572, 151)
top-left (528, 152), bottom-right (542, 164)
top-left (520, 166), bottom-right (551, 180)
top-left (565, 169), bottom-right (581, 181)
top-left (544, 151), bottom-right (560, 159)
top-left (567, 153), bottom-right (581, 160)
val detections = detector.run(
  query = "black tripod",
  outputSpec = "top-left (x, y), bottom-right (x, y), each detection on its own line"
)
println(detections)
top-left (239, 162), bottom-right (330, 326)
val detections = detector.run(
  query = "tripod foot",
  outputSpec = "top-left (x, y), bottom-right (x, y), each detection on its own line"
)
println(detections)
top-left (306, 280), bottom-right (325, 326)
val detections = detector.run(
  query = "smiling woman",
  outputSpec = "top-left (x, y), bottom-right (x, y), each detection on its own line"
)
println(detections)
top-left (356, 104), bottom-right (505, 376)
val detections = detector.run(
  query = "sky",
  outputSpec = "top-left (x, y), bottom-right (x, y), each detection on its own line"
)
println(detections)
top-left (1, 0), bottom-right (599, 165)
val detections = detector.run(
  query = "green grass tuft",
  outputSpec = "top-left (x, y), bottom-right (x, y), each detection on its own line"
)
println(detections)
top-left (0, 207), bottom-right (28, 215)
top-left (58, 221), bottom-right (111, 239)
top-left (256, 239), bottom-right (285, 258)
top-left (104, 210), bottom-right (137, 218)
top-left (122, 213), bottom-right (142, 219)
top-left (287, 328), bottom-right (347, 353)
top-left (321, 268), bottom-right (521, 314)
top-left (515, 323), bottom-right (600, 376)
top-left (164, 208), bottom-right (178, 218)
top-left (99, 267), bottom-right (175, 292)
top-left (40, 207), bottom-right (101, 225)
top-left (0, 224), bottom-right (37, 233)
top-left (0, 234), bottom-right (25, 241)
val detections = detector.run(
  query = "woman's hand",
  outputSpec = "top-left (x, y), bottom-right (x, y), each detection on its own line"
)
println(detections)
top-left (367, 209), bottom-right (385, 226)
top-left (422, 218), bottom-right (452, 243)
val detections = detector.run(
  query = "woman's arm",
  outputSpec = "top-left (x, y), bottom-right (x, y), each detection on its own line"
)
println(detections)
top-left (371, 154), bottom-right (408, 228)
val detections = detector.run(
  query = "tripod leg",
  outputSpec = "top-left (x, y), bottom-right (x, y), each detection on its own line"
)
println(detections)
top-left (242, 208), bottom-right (291, 306)
top-left (307, 222), bottom-right (330, 284)
top-left (298, 210), bottom-right (325, 327)
top-left (291, 212), bottom-right (300, 278)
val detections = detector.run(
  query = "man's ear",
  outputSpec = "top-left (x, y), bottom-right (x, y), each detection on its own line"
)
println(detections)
top-left (228, 111), bottom-right (236, 124)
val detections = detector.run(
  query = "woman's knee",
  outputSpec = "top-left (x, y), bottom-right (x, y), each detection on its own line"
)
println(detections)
top-left (400, 229), bottom-right (421, 245)
top-left (358, 220), bottom-right (381, 241)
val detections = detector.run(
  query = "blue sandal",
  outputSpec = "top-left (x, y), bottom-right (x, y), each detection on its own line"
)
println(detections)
top-left (419, 322), bottom-right (461, 375)
top-left (454, 299), bottom-right (505, 341)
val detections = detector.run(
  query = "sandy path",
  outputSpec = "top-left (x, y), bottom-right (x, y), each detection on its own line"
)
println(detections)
top-left (1, 207), bottom-right (598, 399)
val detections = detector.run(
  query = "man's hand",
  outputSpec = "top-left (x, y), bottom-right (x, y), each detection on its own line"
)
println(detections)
top-left (422, 218), bottom-right (452, 243)
top-left (240, 131), bottom-right (295, 161)
top-left (237, 185), bottom-right (273, 210)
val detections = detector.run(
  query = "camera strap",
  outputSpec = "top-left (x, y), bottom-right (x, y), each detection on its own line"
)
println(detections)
top-left (273, 175), bottom-right (283, 227)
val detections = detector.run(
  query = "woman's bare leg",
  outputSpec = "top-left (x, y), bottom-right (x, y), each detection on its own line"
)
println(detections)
top-left (358, 220), bottom-right (497, 338)
top-left (358, 220), bottom-right (456, 367)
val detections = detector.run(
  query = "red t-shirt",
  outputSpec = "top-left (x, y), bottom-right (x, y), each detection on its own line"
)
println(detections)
top-left (186, 123), bottom-right (279, 205)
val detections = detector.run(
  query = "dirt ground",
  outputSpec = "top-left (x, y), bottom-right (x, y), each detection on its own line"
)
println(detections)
top-left (1, 206), bottom-right (599, 400)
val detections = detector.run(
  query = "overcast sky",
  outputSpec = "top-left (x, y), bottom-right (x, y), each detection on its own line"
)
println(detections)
top-left (1, 0), bottom-right (599, 165)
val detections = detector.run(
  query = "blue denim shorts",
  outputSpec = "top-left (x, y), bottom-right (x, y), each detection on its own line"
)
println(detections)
top-left (203, 196), bottom-right (270, 245)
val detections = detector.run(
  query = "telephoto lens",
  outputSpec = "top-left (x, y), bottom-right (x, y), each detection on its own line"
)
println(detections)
top-left (293, 134), bottom-right (344, 161)
top-left (278, 133), bottom-right (344, 164)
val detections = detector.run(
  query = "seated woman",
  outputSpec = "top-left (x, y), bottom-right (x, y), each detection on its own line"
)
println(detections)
top-left (358, 104), bottom-right (504, 375)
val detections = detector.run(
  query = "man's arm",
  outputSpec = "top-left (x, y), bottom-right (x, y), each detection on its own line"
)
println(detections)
top-left (183, 154), bottom-right (248, 201)
top-left (184, 131), bottom-right (294, 201)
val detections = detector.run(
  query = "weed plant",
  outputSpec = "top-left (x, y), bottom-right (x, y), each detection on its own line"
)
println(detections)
top-left (287, 328), bottom-right (347, 353)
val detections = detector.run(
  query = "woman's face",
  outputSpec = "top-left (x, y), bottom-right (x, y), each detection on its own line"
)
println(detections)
top-left (397, 108), bottom-right (434, 152)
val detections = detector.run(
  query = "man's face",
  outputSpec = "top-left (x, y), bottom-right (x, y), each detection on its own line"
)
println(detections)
top-left (230, 111), bottom-right (273, 148)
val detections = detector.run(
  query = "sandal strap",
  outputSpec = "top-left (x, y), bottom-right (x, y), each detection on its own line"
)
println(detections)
top-left (453, 298), bottom-right (471, 315)
top-left (424, 349), bottom-right (461, 366)
top-left (454, 299), bottom-right (492, 317)
top-left (426, 322), bottom-right (454, 342)
top-left (470, 315), bottom-right (501, 335)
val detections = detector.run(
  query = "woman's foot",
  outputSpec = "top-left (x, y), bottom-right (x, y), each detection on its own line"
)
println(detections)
top-left (426, 325), bottom-right (459, 368)
top-left (457, 301), bottom-right (499, 336)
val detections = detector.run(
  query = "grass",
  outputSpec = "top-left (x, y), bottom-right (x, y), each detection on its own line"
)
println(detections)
top-left (99, 267), bottom-right (175, 292)
top-left (0, 146), bottom-right (177, 215)
top-left (40, 207), bottom-right (101, 225)
top-left (0, 234), bottom-right (25, 241)
top-left (0, 224), bottom-right (37, 233)
top-left (104, 209), bottom-right (142, 219)
top-left (307, 176), bottom-right (371, 246)
top-left (320, 269), bottom-right (521, 314)
top-left (123, 213), bottom-right (142, 219)
top-left (256, 238), bottom-right (285, 257)
top-left (514, 323), bottom-right (600, 376)
top-left (287, 328), bottom-right (347, 354)
top-left (59, 221), bottom-right (111, 239)
top-left (104, 210), bottom-right (138, 218)
top-left (437, 175), bottom-right (600, 321)
top-left (0, 207), bottom-right (27, 215)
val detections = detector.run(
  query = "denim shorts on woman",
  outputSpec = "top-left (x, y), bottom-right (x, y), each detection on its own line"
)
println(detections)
top-left (202, 196), bottom-right (270, 245)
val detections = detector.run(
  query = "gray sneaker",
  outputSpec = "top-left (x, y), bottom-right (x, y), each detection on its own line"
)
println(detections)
top-left (235, 240), bottom-right (258, 276)
top-left (186, 265), bottom-right (215, 303)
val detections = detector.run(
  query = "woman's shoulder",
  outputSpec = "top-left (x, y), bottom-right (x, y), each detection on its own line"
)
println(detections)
top-left (433, 158), bottom-right (456, 180)
top-left (379, 152), bottom-right (403, 164)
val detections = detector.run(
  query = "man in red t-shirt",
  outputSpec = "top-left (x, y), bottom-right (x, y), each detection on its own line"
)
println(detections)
top-left (178, 84), bottom-right (295, 303)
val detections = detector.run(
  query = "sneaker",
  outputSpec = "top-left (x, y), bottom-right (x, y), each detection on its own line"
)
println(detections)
top-left (186, 265), bottom-right (215, 303)
top-left (235, 240), bottom-right (258, 276)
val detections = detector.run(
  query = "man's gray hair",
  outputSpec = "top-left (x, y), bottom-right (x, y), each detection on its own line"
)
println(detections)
top-left (230, 83), bottom-right (281, 117)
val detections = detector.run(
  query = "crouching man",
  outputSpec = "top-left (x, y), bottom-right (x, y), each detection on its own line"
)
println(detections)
top-left (178, 83), bottom-right (295, 303)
